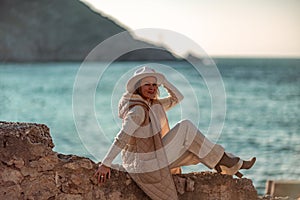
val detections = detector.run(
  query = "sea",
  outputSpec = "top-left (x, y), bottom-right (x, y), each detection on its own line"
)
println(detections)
top-left (0, 58), bottom-right (299, 195)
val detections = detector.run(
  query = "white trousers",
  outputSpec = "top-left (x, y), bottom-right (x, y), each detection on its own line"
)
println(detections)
top-left (162, 120), bottom-right (225, 170)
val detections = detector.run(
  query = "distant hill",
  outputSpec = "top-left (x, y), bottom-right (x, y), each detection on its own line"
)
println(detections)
top-left (0, 0), bottom-right (177, 62)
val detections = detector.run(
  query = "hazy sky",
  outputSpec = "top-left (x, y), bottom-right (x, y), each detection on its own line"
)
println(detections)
top-left (82, 0), bottom-right (300, 57)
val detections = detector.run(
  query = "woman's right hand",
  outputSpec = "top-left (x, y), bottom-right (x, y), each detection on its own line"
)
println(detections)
top-left (94, 164), bottom-right (111, 185)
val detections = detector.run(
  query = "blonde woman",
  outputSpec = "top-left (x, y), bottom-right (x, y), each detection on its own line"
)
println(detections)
top-left (95, 66), bottom-right (256, 200)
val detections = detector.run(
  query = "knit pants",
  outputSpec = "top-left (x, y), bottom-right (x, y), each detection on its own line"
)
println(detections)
top-left (162, 120), bottom-right (225, 170)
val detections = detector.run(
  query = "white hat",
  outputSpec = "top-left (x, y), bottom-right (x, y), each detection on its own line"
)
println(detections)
top-left (126, 66), bottom-right (165, 93)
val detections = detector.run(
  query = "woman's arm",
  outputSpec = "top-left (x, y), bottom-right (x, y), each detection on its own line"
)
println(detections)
top-left (95, 106), bottom-right (145, 184)
top-left (102, 106), bottom-right (145, 167)
top-left (100, 106), bottom-right (145, 167)
top-left (159, 78), bottom-right (184, 111)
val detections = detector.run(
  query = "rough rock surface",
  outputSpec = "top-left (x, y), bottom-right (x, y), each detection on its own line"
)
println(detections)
top-left (0, 121), bottom-right (259, 200)
top-left (0, 0), bottom-right (176, 62)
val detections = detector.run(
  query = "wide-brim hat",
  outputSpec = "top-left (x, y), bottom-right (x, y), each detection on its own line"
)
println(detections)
top-left (126, 66), bottom-right (165, 93)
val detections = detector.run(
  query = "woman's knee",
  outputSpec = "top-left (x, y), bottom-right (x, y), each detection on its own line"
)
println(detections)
top-left (178, 119), bottom-right (194, 127)
top-left (177, 119), bottom-right (199, 132)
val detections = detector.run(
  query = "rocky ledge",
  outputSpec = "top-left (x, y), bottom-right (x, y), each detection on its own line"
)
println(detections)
top-left (0, 121), bottom-right (259, 200)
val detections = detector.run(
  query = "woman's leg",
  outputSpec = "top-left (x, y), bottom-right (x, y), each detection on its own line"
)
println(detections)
top-left (163, 119), bottom-right (256, 176)
top-left (162, 119), bottom-right (224, 169)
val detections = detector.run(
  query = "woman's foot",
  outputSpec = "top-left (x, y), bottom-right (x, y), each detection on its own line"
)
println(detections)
top-left (241, 157), bottom-right (256, 170)
top-left (215, 153), bottom-right (256, 178)
top-left (217, 153), bottom-right (239, 168)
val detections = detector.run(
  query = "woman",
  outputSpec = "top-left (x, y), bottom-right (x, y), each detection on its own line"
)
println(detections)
top-left (95, 66), bottom-right (256, 200)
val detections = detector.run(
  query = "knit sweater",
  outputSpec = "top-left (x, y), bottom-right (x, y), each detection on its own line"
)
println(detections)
top-left (102, 79), bottom-right (184, 167)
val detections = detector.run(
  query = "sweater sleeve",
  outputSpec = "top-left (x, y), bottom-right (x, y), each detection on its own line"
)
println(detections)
top-left (159, 79), bottom-right (184, 111)
top-left (101, 106), bottom-right (145, 167)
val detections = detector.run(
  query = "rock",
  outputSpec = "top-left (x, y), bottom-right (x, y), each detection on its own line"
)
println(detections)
top-left (108, 191), bottom-right (122, 200)
top-left (56, 193), bottom-right (84, 200)
top-left (1, 168), bottom-right (24, 184)
top-left (6, 156), bottom-right (25, 169)
top-left (21, 174), bottom-right (59, 199)
top-left (0, 121), bottom-right (261, 200)
top-left (174, 176), bottom-right (186, 195)
top-left (0, 0), bottom-right (177, 62)
top-left (186, 177), bottom-right (195, 192)
top-left (0, 184), bottom-right (22, 200)
top-left (29, 154), bottom-right (59, 171)
top-left (63, 158), bottom-right (93, 170)
top-left (125, 179), bottom-right (132, 186)
top-left (176, 172), bottom-right (258, 200)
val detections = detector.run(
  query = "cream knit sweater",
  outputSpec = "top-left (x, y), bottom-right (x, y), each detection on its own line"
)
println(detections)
top-left (101, 79), bottom-right (184, 168)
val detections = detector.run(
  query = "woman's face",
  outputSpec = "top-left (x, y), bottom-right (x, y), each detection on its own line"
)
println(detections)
top-left (140, 76), bottom-right (158, 101)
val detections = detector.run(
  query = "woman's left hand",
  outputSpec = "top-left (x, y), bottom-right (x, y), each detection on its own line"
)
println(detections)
top-left (94, 164), bottom-right (111, 185)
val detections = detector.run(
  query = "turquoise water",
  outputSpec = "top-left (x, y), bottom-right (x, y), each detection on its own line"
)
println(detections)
top-left (0, 59), bottom-right (299, 194)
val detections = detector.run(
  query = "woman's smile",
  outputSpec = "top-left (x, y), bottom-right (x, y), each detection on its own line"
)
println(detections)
top-left (140, 77), bottom-right (158, 101)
